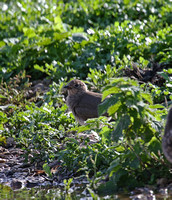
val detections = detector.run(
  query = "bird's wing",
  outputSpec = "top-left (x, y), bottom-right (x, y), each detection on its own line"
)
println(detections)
top-left (74, 106), bottom-right (98, 121)
top-left (73, 92), bottom-right (102, 120)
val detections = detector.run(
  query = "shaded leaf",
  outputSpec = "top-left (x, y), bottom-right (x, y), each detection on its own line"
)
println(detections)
top-left (112, 115), bottom-right (131, 142)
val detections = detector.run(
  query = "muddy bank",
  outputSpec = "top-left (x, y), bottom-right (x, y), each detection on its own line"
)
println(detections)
top-left (1, 144), bottom-right (172, 200)
top-left (0, 145), bottom-right (55, 190)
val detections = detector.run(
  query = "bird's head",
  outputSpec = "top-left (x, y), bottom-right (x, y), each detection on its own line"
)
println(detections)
top-left (64, 79), bottom-right (87, 95)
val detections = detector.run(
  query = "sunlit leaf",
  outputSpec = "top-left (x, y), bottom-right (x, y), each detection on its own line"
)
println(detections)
top-left (108, 101), bottom-right (122, 116)
top-left (140, 93), bottom-right (152, 104)
top-left (98, 96), bottom-right (119, 116)
top-left (43, 163), bottom-right (52, 178)
top-left (102, 87), bottom-right (120, 100)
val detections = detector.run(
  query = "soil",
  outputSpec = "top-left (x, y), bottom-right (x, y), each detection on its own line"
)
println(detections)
top-left (0, 132), bottom-right (99, 190)
top-left (0, 144), bottom-right (56, 190)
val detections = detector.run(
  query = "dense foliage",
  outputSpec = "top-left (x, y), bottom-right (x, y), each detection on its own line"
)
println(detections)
top-left (0, 0), bottom-right (172, 195)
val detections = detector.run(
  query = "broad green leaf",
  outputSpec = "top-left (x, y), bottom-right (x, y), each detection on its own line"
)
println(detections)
top-left (54, 16), bottom-right (62, 24)
top-left (23, 27), bottom-right (36, 38)
top-left (107, 158), bottom-right (120, 175)
top-left (129, 157), bottom-right (140, 170)
top-left (98, 96), bottom-right (119, 116)
top-left (43, 163), bottom-right (52, 178)
top-left (37, 38), bottom-right (52, 45)
top-left (157, 71), bottom-right (169, 80)
top-left (53, 32), bottom-right (69, 40)
top-left (124, 0), bottom-right (130, 4)
top-left (149, 104), bottom-right (165, 109)
top-left (147, 136), bottom-right (161, 154)
top-left (0, 95), bottom-right (6, 99)
top-left (167, 68), bottom-right (172, 73)
top-left (54, 16), bottom-right (64, 31)
top-left (141, 93), bottom-right (153, 104)
top-left (102, 87), bottom-right (120, 100)
top-left (71, 125), bottom-right (90, 133)
top-left (108, 102), bottom-right (122, 115)
top-left (112, 115), bottom-right (131, 142)
top-left (0, 41), bottom-right (5, 47)
top-left (34, 64), bottom-right (45, 73)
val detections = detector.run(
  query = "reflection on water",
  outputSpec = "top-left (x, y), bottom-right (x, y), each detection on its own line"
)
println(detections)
top-left (0, 184), bottom-right (128, 200)
top-left (1, 184), bottom-right (172, 200)
top-left (0, 185), bottom-right (72, 200)
top-left (1, 185), bottom-right (72, 200)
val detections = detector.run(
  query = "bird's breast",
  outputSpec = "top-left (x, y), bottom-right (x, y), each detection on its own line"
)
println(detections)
top-left (66, 94), bottom-right (81, 111)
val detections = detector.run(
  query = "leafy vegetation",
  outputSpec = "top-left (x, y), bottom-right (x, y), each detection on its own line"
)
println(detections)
top-left (0, 0), bottom-right (172, 195)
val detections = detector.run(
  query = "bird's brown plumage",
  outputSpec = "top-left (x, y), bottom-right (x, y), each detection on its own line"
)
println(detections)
top-left (64, 79), bottom-right (107, 125)
top-left (162, 107), bottom-right (172, 163)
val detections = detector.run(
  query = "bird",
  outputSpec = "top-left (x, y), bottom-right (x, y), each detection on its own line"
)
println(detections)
top-left (162, 107), bottom-right (172, 163)
top-left (64, 79), bottom-right (107, 125)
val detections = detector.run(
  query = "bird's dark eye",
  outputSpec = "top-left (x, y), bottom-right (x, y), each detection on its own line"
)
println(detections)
top-left (75, 84), bottom-right (79, 87)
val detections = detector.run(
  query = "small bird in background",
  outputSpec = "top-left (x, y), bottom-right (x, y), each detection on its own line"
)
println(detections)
top-left (64, 79), bottom-right (107, 125)
top-left (162, 107), bottom-right (172, 163)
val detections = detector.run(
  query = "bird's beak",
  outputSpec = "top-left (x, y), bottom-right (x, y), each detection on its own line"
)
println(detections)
top-left (64, 85), bottom-right (71, 89)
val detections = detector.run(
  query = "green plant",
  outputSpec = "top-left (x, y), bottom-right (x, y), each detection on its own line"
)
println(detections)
top-left (96, 77), bottom-right (166, 192)
top-left (43, 163), bottom-right (53, 178)
top-left (148, 68), bottom-right (172, 104)
top-left (0, 0), bottom-right (172, 196)
top-left (0, 71), bottom-right (31, 106)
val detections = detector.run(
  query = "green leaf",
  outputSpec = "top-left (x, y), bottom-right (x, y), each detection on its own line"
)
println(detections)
top-left (23, 27), bottom-right (36, 38)
top-left (167, 68), bottom-right (172, 73)
top-left (157, 71), bottom-right (169, 80)
top-left (87, 188), bottom-right (99, 199)
top-left (149, 104), bottom-right (165, 109)
top-left (112, 115), bottom-right (131, 142)
top-left (97, 179), bottom-right (118, 196)
top-left (107, 158), bottom-right (121, 176)
top-left (53, 32), bottom-right (69, 40)
top-left (54, 16), bottom-right (63, 24)
top-left (71, 125), bottom-right (90, 133)
top-left (43, 163), bottom-right (52, 178)
top-left (108, 101), bottom-right (122, 115)
top-left (72, 33), bottom-right (88, 42)
top-left (141, 93), bottom-right (153, 104)
top-left (124, 0), bottom-right (130, 4)
top-left (23, 116), bottom-right (30, 122)
top-left (0, 94), bottom-right (6, 99)
top-left (102, 87), bottom-right (121, 100)
top-left (34, 64), bottom-right (45, 73)
top-left (98, 96), bottom-right (119, 116)
top-left (0, 41), bottom-right (5, 47)
top-left (147, 136), bottom-right (161, 154)
top-left (53, 16), bottom-right (64, 31)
